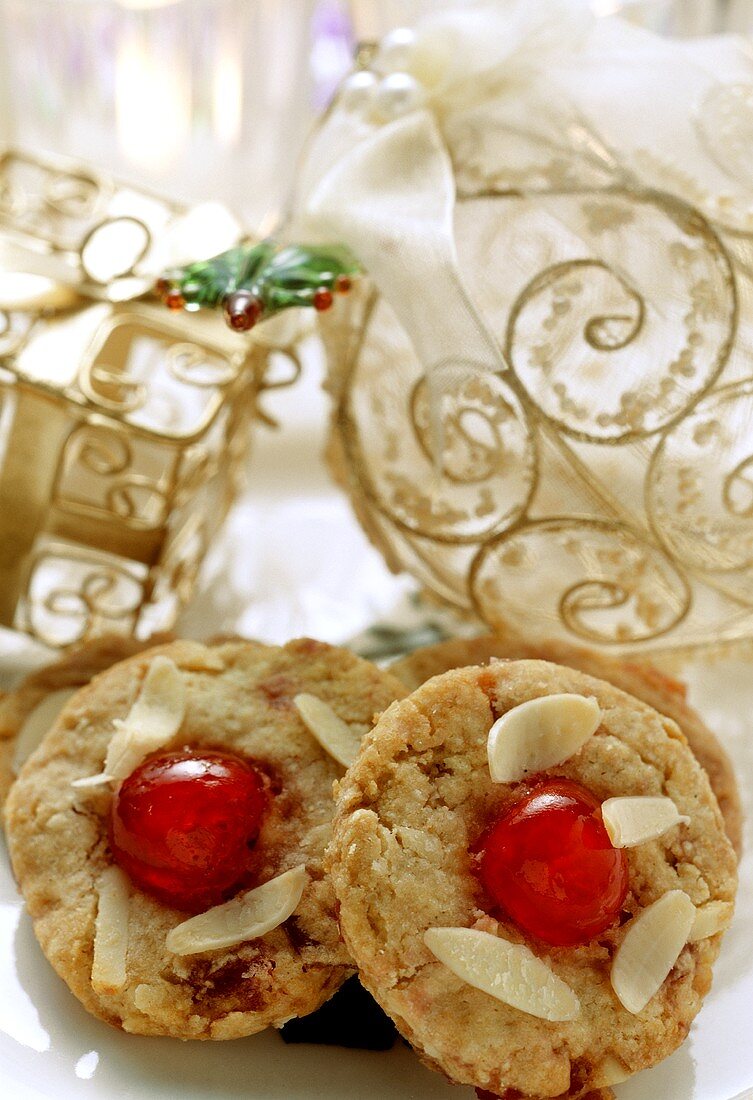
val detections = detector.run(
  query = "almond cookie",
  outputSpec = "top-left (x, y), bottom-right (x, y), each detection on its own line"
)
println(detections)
top-left (0, 633), bottom-right (173, 814)
top-left (392, 630), bottom-right (742, 856)
top-left (329, 659), bottom-right (738, 1099)
top-left (5, 637), bottom-right (404, 1039)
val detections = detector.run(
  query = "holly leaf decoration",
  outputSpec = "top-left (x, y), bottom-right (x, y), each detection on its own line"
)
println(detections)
top-left (157, 241), bottom-right (360, 331)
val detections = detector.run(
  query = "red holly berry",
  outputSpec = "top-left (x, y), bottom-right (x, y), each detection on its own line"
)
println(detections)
top-left (164, 289), bottom-right (186, 311)
top-left (477, 778), bottom-right (628, 947)
top-left (313, 287), bottom-right (334, 312)
top-left (111, 750), bottom-right (269, 912)
top-left (223, 290), bottom-right (263, 331)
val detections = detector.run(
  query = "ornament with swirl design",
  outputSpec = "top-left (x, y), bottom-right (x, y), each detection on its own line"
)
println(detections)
top-left (0, 148), bottom-right (302, 647)
top-left (157, 8), bottom-right (753, 654)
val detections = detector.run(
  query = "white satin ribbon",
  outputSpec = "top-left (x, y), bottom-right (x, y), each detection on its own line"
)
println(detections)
top-left (295, 0), bottom-right (594, 391)
top-left (296, 0), bottom-right (753, 408)
top-left (301, 109), bottom-right (506, 378)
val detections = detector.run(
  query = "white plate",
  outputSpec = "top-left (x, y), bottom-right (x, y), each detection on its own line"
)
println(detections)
top-left (1, 351), bottom-right (751, 1100)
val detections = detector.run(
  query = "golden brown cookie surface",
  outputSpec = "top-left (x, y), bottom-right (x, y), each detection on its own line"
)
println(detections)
top-left (6, 637), bottom-right (405, 1039)
top-left (0, 633), bottom-right (173, 814)
top-left (329, 659), bottom-right (737, 1098)
top-left (392, 631), bottom-right (742, 856)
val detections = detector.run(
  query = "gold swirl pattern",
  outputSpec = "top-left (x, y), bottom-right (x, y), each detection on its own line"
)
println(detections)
top-left (322, 166), bottom-right (753, 651)
top-left (0, 151), bottom-right (105, 251)
top-left (173, 444), bottom-right (218, 509)
top-left (150, 514), bottom-right (207, 609)
top-left (78, 361), bottom-right (148, 415)
top-left (42, 169), bottom-right (101, 222)
top-left (24, 548), bottom-right (144, 647)
top-left (74, 424), bottom-right (131, 477)
top-left (339, 294), bottom-right (536, 543)
top-left (0, 309), bottom-right (35, 359)
top-left (504, 190), bottom-right (735, 442)
top-left (166, 341), bottom-right (242, 389)
top-left (470, 519), bottom-right (690, 645)
top-left (54, 423), bottom-right (169, 530)
top-left (0, 150), bottom-right (304, 648)
top-left (647, 379), bottom-right (753, 590)
top-left (725, 457), bottom-right (753, 520)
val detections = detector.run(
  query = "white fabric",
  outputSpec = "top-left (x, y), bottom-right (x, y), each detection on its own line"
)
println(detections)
top-left (296, 0), bottom-right (753, 390)
top-left (301, 110), bottom-right (506, 377)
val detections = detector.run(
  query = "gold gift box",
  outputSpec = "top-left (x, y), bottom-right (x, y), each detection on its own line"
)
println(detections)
top-left (0, 148), bottom-right (291, 647)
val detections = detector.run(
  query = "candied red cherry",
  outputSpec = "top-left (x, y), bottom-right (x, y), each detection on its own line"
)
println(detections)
top-left (111, 750), bottom-right (268, 912)
top-left (477, 778), bottom-right (628, 947)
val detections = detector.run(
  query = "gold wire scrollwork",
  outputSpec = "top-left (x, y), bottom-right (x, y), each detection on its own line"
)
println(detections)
top-left (166, 341), bottom-right (242, 389)
top-left (0, 149), bottom-right (278, 647)
top-left (647, 378), bottom-right (753, 597)
top-left (323, 166), bottom-right (751, 650)
top-left (149, 513), bottom-right (207, 608)
top-left (53, 422), bottom-right (170, 530)
top-left (504, 190), bottom-right (736, 443)
top-left (43, 169), bottom-right (101, 222)
top-left (0, 150), bottom-right (106, 250)
top-left (79, 216), bottom-right (152, 285)
top-left (78, 361), bottom-right (149, 415)
top-left (725, 457), bottom-right (753, 519)
top-left (24, 546), bottom-right (144, 647)
top-left (470, 519), bottom-right (691, 645)
top-left (338, 293), bottom-right (536, 545)
top-left (0, 309), bottom-right (35, 359)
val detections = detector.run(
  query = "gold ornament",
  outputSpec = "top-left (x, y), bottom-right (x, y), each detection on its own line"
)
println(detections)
top-left (0, 148), bottom-right (296, 647)
top-left (318, 149), bottom-right (753, 656)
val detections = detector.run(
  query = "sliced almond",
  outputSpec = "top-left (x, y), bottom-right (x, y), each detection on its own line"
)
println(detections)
top-left (611, 890), bottom-right (696, 1014)
top-left (13, 688), bottom-right (77, 774)
top-left (72, 656), bottom-right (186, 789)
top-left (293, 693), bottom-right (364, 768)
top-left (165, 865), bottom-right (308, 956)
top-left (594, 1056), bottom-right (631, 1086)
top-left (601, 796), bottom-right (690, 848)
top-left (688, 900), bottom-right (734, 942)
top-left (424, 927), bottom-right (580, 1022)
top-left (175, 643), bottom-right (225, 672)
top-left (487, 693), bottom-right (601, 783)
top-left (91, 867), bottom-right (131, 995)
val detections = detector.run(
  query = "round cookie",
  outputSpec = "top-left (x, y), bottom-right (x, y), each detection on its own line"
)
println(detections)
top-left (329, 659), bottom-right (738, 1098)
top-left (392, 631), bottom-right (742, 857)
top-left (0, 633), bottom-right (173, 814)
top-left (6, 637), bottom-right (405, 1039)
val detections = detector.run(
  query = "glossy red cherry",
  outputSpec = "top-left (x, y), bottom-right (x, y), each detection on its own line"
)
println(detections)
top-left (477, 778), bottom-right (628, 947)
top-left (111, 750), bottom-right (268, 912)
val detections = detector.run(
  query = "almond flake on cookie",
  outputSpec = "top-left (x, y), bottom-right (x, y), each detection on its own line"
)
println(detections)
top-left (487, 693), bottom-right (601, 783)
top-left (594, 1056), bottom-right (632, 1086)
top-left (91, 867), bottom-right (131, 995)
top-left (424, 927), bottom-right (580, 1022)
top-left (294, 693), bottom-right (365, 768)
top-left (165, 864), bottom-right (308, 956)
top-left (601, 796), bottom-right (690, 848)
top-left (72, 656), bottom-right (186, 789)
top-left (611, 890), bottom-right (696, 1014)
top-left (13, 688), bottom-right (76, 775)
top-left (688, 900), bottom-right (734, 942)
